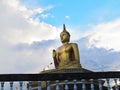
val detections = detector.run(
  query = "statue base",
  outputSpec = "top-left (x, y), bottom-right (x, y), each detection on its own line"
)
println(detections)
top-left (40, 68), bottom-right (91, 73)
top-left (30, 68), bottom-right (107, 90)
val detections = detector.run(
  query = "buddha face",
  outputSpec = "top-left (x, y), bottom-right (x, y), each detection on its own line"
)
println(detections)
top-left (60, 31), bottom-right (70, 43)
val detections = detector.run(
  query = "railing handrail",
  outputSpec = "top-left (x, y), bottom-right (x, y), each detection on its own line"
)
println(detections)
top-left (0, 71), bottom-right (120, 81)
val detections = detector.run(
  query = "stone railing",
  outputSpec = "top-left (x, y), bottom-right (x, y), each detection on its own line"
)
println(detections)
top-left (0, 71), bottom-right (120, 90)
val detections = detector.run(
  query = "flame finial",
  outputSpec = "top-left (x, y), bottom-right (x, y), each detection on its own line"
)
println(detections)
top-left (63, 24), bottom-right (66, 31)
top-left (60, 24), bottom-right (70, 37)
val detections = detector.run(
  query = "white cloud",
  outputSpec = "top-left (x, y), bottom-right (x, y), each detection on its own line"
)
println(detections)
top-left (40, 13), bottom-right (51, 18)
top-left (65, 15), bottom-right (70, 19)
top-left (4, 0), bottom-right (19, 8)
top-left (0, 0), bottom-right (59, 44)
top-left (75, 19), bottom-right (120, 71)
top-left (86, 18), bottom-right (120, 51)
top-left (76, 37), bottom-right (120, 72)
top-left (0, 0), bottom-right (59, 73)
top-left (1, 0), bottom-right (120, 74)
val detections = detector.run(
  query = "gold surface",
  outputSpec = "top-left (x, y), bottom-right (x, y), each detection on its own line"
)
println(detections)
top-left (53, 24), bottom-right (82, 69)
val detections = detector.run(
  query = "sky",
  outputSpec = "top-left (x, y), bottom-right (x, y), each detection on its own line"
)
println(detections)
top-left (1, 0), bottom-right (120, 73)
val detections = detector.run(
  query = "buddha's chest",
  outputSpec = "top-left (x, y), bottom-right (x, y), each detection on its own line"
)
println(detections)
top-left (57, 44), bottom-right (73, 55)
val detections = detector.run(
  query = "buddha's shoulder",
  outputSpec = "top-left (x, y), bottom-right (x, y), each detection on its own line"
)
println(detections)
top-left (57, 43), bottom-right (78, 50)
top-left (57, 45), bottom-right (64, 50)
top-left (69, 43), bottom-right (78, 46)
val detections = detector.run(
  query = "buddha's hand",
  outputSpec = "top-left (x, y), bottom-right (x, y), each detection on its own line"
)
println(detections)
top-left (53, 49), bottom-right (56, 58)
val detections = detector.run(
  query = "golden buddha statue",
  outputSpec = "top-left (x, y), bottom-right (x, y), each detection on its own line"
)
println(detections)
top-left (53, 24), bottom-right (82, 69)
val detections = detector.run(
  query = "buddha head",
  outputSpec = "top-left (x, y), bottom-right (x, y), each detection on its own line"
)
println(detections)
top-left (60, 24), bottom-right (70, 43)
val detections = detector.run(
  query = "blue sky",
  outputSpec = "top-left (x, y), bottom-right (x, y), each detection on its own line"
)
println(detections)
top-left (1, 0), bottom-right (120, 73)
top-left (20, 0), bottom-right (120, 26)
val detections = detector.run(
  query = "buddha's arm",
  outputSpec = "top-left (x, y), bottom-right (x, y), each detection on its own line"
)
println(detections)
top-left (52, 50), bottom-right (59, 68)
top-left (71, 43), bottom-right (80, 63)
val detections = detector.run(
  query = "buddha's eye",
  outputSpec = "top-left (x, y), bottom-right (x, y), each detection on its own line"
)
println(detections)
top-left (63, 34), bottom-right (65, 36)
top-left (61, 34), bottom-right (64, 37)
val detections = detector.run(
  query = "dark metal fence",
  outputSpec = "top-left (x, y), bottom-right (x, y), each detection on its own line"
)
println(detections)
top-left (0, 71), bottom-right (120, 90)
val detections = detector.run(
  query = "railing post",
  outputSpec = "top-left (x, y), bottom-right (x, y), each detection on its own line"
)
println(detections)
top-left (98, 79), bottom-right (102, 90)
top-left (29, 81), bottom-right (32, 90)
top-left (10, 81), bottom-right (13, 90)
top-left (114, 78), bottom-right (119, 90)
top-left (90, 79), bottom-right (94, 90)
top-left (19, 81), bottom-right (23, 90)
top-left (73, 80), bottom-right (77, 90)
top-left (81, 79), bottom-right (86, 90)
top-left (47, 81), bottom-right (50, 90)
top-left (1, 82), bottom-right (4, 90)
top-left (56, 80), bottom-right (60, 90)
top-left (65, 80), bottom-right (69, 90)
top-left (106, 78), bottom-right (111, 90)
top-left (38, 81), bottom-right (41, 90)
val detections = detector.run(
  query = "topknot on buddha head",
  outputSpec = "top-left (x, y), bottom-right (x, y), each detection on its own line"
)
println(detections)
top-left (60, 24), bottom-right (70, 43)
top-left (60, 24), bottom-right (70, 37)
